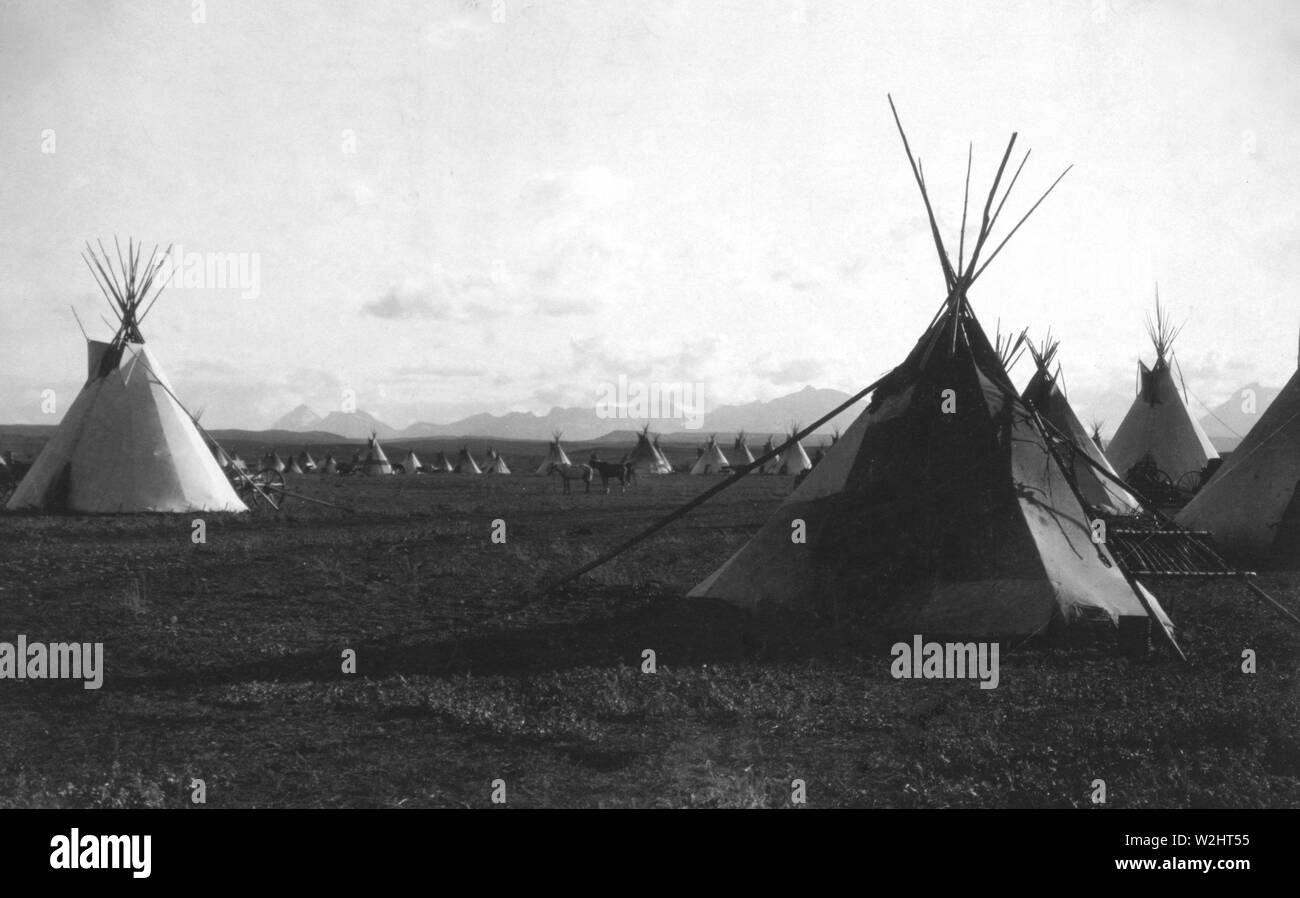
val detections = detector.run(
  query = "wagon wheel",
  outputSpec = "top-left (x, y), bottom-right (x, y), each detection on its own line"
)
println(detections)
top-left (1175, 470), bottom-right (1204, 499)
top-left (239, 470), bottom-right (283, 509)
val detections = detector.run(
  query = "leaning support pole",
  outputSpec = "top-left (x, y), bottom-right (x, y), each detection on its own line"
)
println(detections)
top-left (1024, 405), bottom-right (1187, 662)
top-left (1241, 578), bottom-right (1300, 628)
top-left (1032, 412), bottom-right (1299, 632)
top-left (542, 370), bottom-right (895, 594)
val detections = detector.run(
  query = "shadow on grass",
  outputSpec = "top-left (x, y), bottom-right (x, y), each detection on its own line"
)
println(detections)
top-left (109, 594), bottom-right (862, 692)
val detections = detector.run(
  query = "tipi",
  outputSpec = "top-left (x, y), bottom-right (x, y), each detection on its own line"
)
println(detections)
top-left (535, 431), bottom-right (572, 473)
top-left (483, 448), bottom-right (511, 474)
top-left (733, 431), bottom-right (756, 466)
top-left (689, 435), bottom-right (730, 475)
top-left (691, 102), bottom-right (1176, 643)
top-left (5, 240), bottom-right (244, 513)
top-left (263, 451), bottom-right (286, 473)
top-left (1106, 296), bottom-right (1218, 486)
top-left (652, 434), bottom-right (673, 471)
top-left (296, 449), bottom-right (318, 472)
top-left (430, 450), bottom-right (454, 473)
top-left (756, 436), bottom-right (782, 474)
top-left (283, 455), bottom-right (304, 475)
top-left (400, 449), bottom-right (423, 473)
top-left (627, 425), bottom-right (671, 474)
top-left (318, 452), bottom-right (337, 475)
top-left (777, 426), bottom-right (812, 476)
top-left (1178, 338), bottom-right (1300, 564)
top-left (454, 446), bottom-right (482, 474)
top-left (1021, 337), bottom-right (1142, 516)
top-left (361, 433), bottom-right (393, 475)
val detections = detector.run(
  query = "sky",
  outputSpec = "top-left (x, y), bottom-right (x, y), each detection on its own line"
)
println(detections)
top-left (1, 0), bottom-right (1297, 433)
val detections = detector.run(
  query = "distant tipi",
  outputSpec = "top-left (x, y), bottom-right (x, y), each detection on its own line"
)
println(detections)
top-left (6, 240), bottom-right (244, 513)
top-left (689, 435), bottom-right (730, 475)
top-left (482, 447), bottom-right (511, 474)
top-left (400, 449), bottom-right (423, 473)
top-left (732, 431), bottom-right (756, 466)
top-left (536, 431), bottom-right (572, 473)
top-left (361, 433), bottom-right (393, 475)
top-left (777, 426), bottom-right (812, 476)
top-left (1106, 295), bottom-right (1218, 485)
top-left (627, 425), bottom-right (671, 474)
top-left (454, 446), bottom-right (482, 474)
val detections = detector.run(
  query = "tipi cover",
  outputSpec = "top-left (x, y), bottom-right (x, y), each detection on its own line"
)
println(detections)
top-left (535, 432), bottom-right (572, 473)
top-left (297, 449), bottom-right (318, 472)
top-left (483, 448), bottom-right (511, 474)
top-left (431, 450), bottom-right (454, 473)
top-left (1106, 299), bottom-right (1218, 484)
top-left (777, 428), bottom-right (813, 476)
top-left (401, 449), bottom-right (423, 473)
top-left (1177, 365), bottom-right (1300, 563)
top-left (454, 447), bottom-right (482, 474)
top-left (6, 240), bottom-right (244, 514)
top-left (283, 455), bottom-right (304, 475)
top-left (689, 435), bottom-right (730, 475)
top-left (691, 107), bottom-right (1175, 642)
top-left (733, 432), bottom-right (756, 466)
top-left (1021, 340), bottom-right (1142, 516)
top-left (318, 453), bottom-right (337, 475)
top-left (652, 434), bottom-right (673, 471)
top-left (756, 436), bottom-right (782, 474)
top-left (628, 426), bottom-right (671, 474)
top-left (361, 434), bottom-right (393, 475)
top-left (263, 451), bottom-right (286, 473)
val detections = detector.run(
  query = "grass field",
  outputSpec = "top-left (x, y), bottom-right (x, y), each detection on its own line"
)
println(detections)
top-left (2, 472), bottom-right (1297, 808)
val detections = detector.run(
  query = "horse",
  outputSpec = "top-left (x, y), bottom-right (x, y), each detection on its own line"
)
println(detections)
top-left (548, 461), bottom-right (593, 494)
top-left (588, 453), bottom-right (633, 494)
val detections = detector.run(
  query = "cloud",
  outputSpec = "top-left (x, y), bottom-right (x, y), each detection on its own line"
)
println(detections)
top-left (361, 267), bottom-right (507, 322)
top-left (361, 285), bottom-right (447, 320)
top-left (758, 357), bottom-right (825, 386)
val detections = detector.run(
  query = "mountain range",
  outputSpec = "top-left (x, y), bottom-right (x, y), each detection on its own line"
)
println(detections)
top-left (271, 386), bottom-right (867, 442)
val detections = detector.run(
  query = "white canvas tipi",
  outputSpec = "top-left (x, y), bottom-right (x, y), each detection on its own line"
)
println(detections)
top-left (733, 431), bottom-right (756, 466)
top-left (535, 431), bottom-right (572, 473)
top-left (454, 446), bottom-right (482, 474)
top-left (483, 448), bottom-right (511, 474)
top-left (6, 240), bottom-right (245, 513)
top-left (689, 435), bottom-right (730, 474)
top-left (361, 433), bottom-right (393, 475)
top-left (1178, 344), bottom-right (1300, 563)
top-left (777, 426), bottom-right (813, 476)
top-left (627, 425), bottom-right (671, 474)
top-left (1106, 297), bottom-right (1218, 485)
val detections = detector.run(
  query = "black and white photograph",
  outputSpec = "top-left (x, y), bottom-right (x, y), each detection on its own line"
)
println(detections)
top-left (0, 0), bottom-right (1294, 872)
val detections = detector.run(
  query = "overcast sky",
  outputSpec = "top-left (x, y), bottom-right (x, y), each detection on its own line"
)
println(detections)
top-left (2, 0), bottom-right (1297, 431)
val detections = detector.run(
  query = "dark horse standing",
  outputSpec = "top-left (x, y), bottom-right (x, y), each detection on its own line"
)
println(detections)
top-left (588, 453), bottom-right (634, 494)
